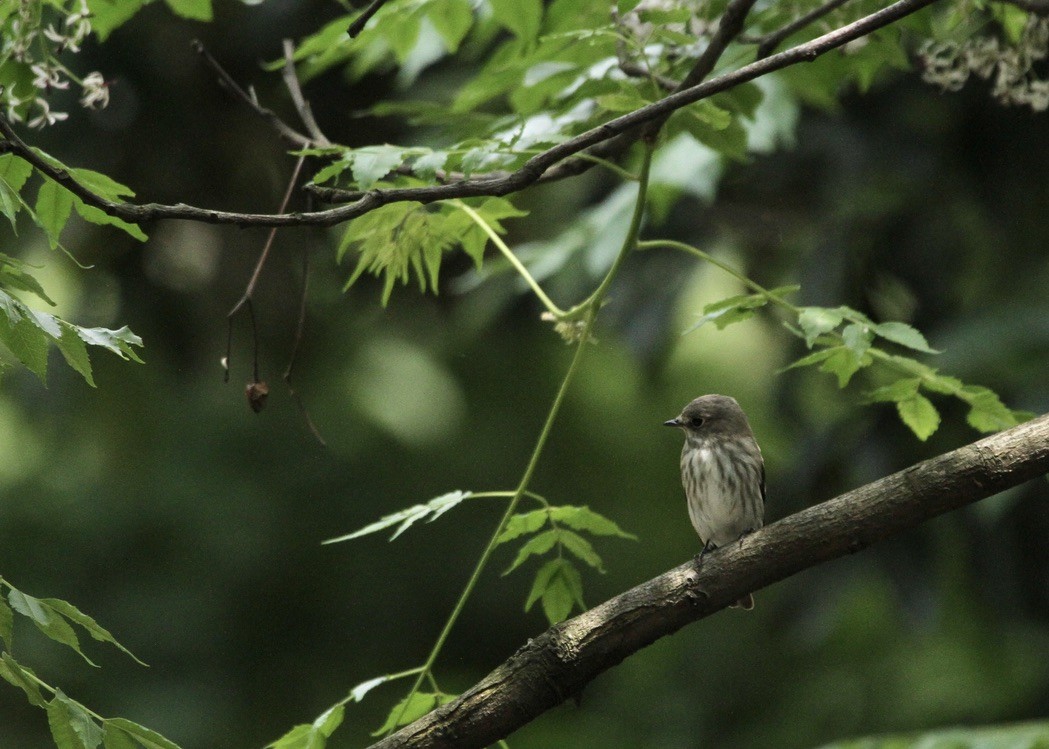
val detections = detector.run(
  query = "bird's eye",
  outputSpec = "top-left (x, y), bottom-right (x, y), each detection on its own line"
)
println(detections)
top-left (689, 416), bottom-right (704, 428)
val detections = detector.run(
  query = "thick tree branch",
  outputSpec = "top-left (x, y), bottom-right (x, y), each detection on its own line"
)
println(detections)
top-left (366, 412), bottom-right (1049, 749)
top-left (0, 0), bottom-right (939, 229)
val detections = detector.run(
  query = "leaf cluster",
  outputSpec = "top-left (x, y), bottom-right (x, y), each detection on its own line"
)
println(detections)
top-left (0, 579), bottom-right (182, 749)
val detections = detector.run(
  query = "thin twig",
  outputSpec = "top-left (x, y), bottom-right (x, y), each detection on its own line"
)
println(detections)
top-left (281, 39), bottom-right (331, 147)
top-left (740, 0), bottom-right (854, 59)
top-left (0, 0), bottom-right (942, 230)
top-left (348, 0), bottom-right (389, 37)
top-left (282, 246), bottom-right (327, 446)
top-left (224, 155), bottom-right (307, 384)
top-left (191, 39), bottom-right (314, 148)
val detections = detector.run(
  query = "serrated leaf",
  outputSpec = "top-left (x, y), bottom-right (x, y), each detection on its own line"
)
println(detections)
top-left (85, 0), bottom-right (145, 40)
top-left (0, 177), bottom-right (22, 229)
top-left (873, 321), bottom-right (940, 354)
top-left (0, 153), bottom-right (34, 193)
top-left (541, 559), bottom-right (584, 624)
top-left (267, 705), bottom-right (344, 748)
top-left (797, 307), bottom-right (845, 347)
top-left (76, 326), bottom-right (145, 362)
top-left (36, 178), bottom-right (75, 248)
top-left (557, 529), bottom-right (604, 572)
top-left (865, 377), bottom-right (921, 403)
top-left (503, 529), bottom-right (559, 575)
top-left (7, 590), bottom-right (97, 666)
top-left (51, 691), bottom-right (104, 749)
top-left (922, 372), bottom-right (964, 395)
top-left (0, 304), bottom-right (50, 381)
top-left (960, 386), bottom-right (1019, 432)
top-left (72, 199), bottom-right (148, 242)
top-left (323, 490), bottom-right (471, 543)
top-left (691, 100), bottom-right (733, 130)
top-left (371, 692), bottom-right (440, 736)
top-left (0, 253), bottom-right (56, 305)
top-left (349, 146), bottom-right (408, 190)
top-left (350, 675), bottom-right (388, 702)
top-left (897, 394), bottom-right (940, 441)
top-left (68, 168), bottom-right (136, 201)
top-left (496, 509), bottom-right (549, 544)
top-left (0, 653), bottom-right (47, 707)
top-left (41, 597), bottom-right (147, 666)
top-left (780, 347), bottom-right (836, 372)
top-left (55, 323), bottom-right (95, 386)
top-left (841, 322), bottom-right (873, 356)
top-left (103, 719), bottom-right (182, 749)
top-left (818, 346), bottom-right (870, 388)
top-left (549, 506), bottom-right (637, 539)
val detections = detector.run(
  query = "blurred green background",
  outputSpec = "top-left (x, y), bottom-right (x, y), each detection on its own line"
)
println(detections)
top-left (2, 2), bottom-right (1049, 747)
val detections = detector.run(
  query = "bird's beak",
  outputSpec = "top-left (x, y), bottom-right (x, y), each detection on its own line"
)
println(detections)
top-left (663, 417), bottom-right (682, 428)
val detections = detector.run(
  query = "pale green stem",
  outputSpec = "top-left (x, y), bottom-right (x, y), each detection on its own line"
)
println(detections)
top-left (452, 200), bottom-right (565, 318)
top-left (387, 142), bottom-right (656, 737)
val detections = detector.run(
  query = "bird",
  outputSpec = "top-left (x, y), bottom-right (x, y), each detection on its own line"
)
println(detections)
top-left (664, 394), bottom-right (765, 609)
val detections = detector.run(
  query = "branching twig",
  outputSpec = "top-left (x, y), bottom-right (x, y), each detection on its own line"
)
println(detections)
top-left (366, 412), bottom-right (1049, 749)
top-left (224, 154), bottom-right (307, 386)
top-left (281, 39), bottom-right (331, 147)
top-left (0, 0), bottom-right (941, 230)
top-left (740, 0), bottom-right (853, 59)
top-left (191, 39), bottom-right (315, 148)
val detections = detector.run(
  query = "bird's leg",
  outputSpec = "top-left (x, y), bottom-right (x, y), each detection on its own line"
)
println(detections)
top-left (694, 538), bottom-right (717, 565)
top-left (736, 528), bottom-right (754, 549)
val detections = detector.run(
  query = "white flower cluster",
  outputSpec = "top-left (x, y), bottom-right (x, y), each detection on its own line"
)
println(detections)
top-left (919, 16), bottom-right (1049, 111)
top-left (1, 0), bottom-right (110, 129)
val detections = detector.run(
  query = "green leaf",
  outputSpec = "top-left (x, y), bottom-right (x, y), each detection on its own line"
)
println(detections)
top-left (503, 529), bottom-right (559, 575)
top-left (685, 286), bottom-right (798, 333)
top-left (490, 0), bottom-right (543, 40)
top-left (428, 0), bottom-right (474, 53)
top-left (371, 692), bottom-right (440, 736)
top-left (55, 323), bottom-right (95, 387)
top-left (163, 0), bottom-right (213, 21)
top-left (8, 590), bottom-right (97, 666)
top-left (841, 322), bottom-right (873, 356)
top-left (41, 597), bottom-right (148, 666)
top-left (265, 705), bottom-right (343, 749)
top-left (557, 529), bottom-right (604, 572)
top-left (49, 691), bottom-right (104, 749)
top-left (68, 168), bottom-right (136, 201)
top-left (103, 719), bottom-right (182, 749)
top-left (86, 0), bottom-right (146, 40)
top-left (349, 146), bottom-right (408, 190)
top-left (873, 321), bottom-right (940, 354)
top-left (690, 100), bottom-right (733, 130)
top-left (818, 345), bottom-right (870, 388)
top-left (102, 725), bottom-right (138, 749)
top-left (0, 653), bottom-right (47, 707)
top-left (72, 199), bottom-right (148, 242)
top-left (0, 175), bottom-right (22, 230)
top-left (531, 559), bottom-right (584, 624)
top-left (865, 377), bottom-right (921, 403)
top-left (0, 153), bottom-right (34, 194)
top-left (960, 386), bottom-right (1019, 432)
top-left (75, 326), bottom-right (145, 363)
top-left (496, 509), bottom-right (549, 543)
top-left (323, 490), bottom-right (472, 543)
top-left (548, 506), bottom-right (637, 539)
top-left (922, 372), bottom-right (964, 395)
top-left (0, 594), bottom-right (12, 648)
top-left (780, 347), bottom-right (836, 372)
top-left (0, 298), bottom-right (50, 381)
top-left (897, 394), bottom-right (940, 441)
top-left (35, 179), bottom-right (75, 248)
top-left (797, 307), bottom-right (844, 347)
top-left (0, 252), bottom-right (56, 305)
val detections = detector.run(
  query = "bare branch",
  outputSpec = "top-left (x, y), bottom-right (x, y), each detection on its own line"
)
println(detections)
top-left (0, 0), bottom-right (941, 230)
top-left (191, 39), bottom-right (315, 149)
top-left (365, 412), bottom-right (1049, 749)
top-left (281, 39), bottom-right (331, 147)
top-left (740, 0), bottom-right (853, 59)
